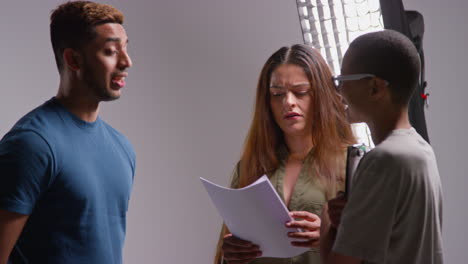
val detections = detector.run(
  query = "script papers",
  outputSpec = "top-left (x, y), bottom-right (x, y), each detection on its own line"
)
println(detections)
top-left (200, 175), bottom-right (309, 258)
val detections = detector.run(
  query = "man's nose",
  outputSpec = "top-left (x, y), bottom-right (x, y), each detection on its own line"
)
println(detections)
top-left (119, 51), bottom-right (133, 69)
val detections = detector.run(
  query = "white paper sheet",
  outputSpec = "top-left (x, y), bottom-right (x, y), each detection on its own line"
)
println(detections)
top-left (200, 175), bottom-right (309, 258)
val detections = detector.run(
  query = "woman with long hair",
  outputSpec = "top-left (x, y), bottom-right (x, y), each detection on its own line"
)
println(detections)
top-left (214, 44), bottom-right (355, 264)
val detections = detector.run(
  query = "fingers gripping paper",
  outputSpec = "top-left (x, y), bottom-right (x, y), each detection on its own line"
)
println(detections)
top-left (200, 175), bottom-right (309, 258)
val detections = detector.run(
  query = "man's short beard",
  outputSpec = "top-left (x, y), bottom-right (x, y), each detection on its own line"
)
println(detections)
top-left (81, 61), bottom-right (119, 102)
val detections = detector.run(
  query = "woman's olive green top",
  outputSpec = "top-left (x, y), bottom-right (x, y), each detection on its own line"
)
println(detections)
top-left (229, 148), bottom-right (345, 264)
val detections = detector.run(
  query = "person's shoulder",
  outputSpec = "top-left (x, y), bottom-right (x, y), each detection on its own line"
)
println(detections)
top-left (0, 100), bottom-right (63, 171)
top-left (100, 120), bottom-right (135, 156)
top-left (364, 128), bottom-right (433, 170)
top-left (3, 99), bottom-right (59, 142)
top-left (1, 129), bottom-right (52, 158)
top-left (100, 120), bottom-right (131, 143)
top-left (10, 98), bottom-right (63, 135)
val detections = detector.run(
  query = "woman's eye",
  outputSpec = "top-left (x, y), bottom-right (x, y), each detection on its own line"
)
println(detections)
top-left (293, 89), bottom-right (310, 96)
top-left (272, 92), bottom-right (285, 97)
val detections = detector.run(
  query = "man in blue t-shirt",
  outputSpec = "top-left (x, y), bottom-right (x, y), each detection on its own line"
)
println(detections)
top-left (0, 1), bottom-right (135, 263)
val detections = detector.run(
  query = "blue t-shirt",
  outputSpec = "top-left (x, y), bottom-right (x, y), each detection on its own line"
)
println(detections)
top-left (0, 98), bottom-right (136, 263)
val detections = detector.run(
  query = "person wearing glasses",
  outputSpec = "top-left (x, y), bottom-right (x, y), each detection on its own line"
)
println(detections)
top-left (320, 30), bottom-right (444, 264)
top-left (213, 44), bottom-right (356, 264)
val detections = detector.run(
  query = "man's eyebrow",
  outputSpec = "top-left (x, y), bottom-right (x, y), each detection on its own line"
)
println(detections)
top-left (104, 37), bottom-right (129, 44)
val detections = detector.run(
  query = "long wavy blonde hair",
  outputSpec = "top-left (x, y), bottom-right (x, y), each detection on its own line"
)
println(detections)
top-left (214, 44), bottom-right (355, 264)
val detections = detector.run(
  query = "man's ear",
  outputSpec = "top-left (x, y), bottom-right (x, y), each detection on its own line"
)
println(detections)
top-left (63, 48), bottom-right (82, 71)
top-left (369, 78), bottom-right (387, 101)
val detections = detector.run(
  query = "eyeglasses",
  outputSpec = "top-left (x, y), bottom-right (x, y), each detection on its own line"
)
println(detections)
top-left (332, 74), bottom-right (389, 90)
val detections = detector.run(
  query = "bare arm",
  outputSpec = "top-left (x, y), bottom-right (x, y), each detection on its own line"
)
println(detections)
top-left (320, 202), bottom-right (362, 264)
top-left (321, 223), bottom-right (361, 264)
top-left (0, 209), bottom-right (29, 264)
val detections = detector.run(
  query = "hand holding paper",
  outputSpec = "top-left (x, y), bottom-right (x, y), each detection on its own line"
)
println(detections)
top-left (222, 234), bottom-right (262, 264)
top-left (200, 175), bottom-right (309, 258)
top-left (287, 211), bottom-right (321, 248)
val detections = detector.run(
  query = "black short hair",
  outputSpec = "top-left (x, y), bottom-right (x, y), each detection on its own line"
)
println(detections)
top-left (345, 30), bottom-right (421, 105)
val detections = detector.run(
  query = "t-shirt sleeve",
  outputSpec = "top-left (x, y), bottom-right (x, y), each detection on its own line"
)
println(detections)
top-left (125, 139), bottom-right (136, 179)
top-left (0, 130), bottom-right (54, 215)
top-left (119, 133), bottom-right (136, 180)
top-left (129, 146), bottom-right (136, 180)
top-left (332, 151), bottom-right (403, 263)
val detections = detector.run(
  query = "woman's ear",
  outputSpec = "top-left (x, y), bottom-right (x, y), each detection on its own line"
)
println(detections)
top-left (63, 48), bottom-right (82, 71)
